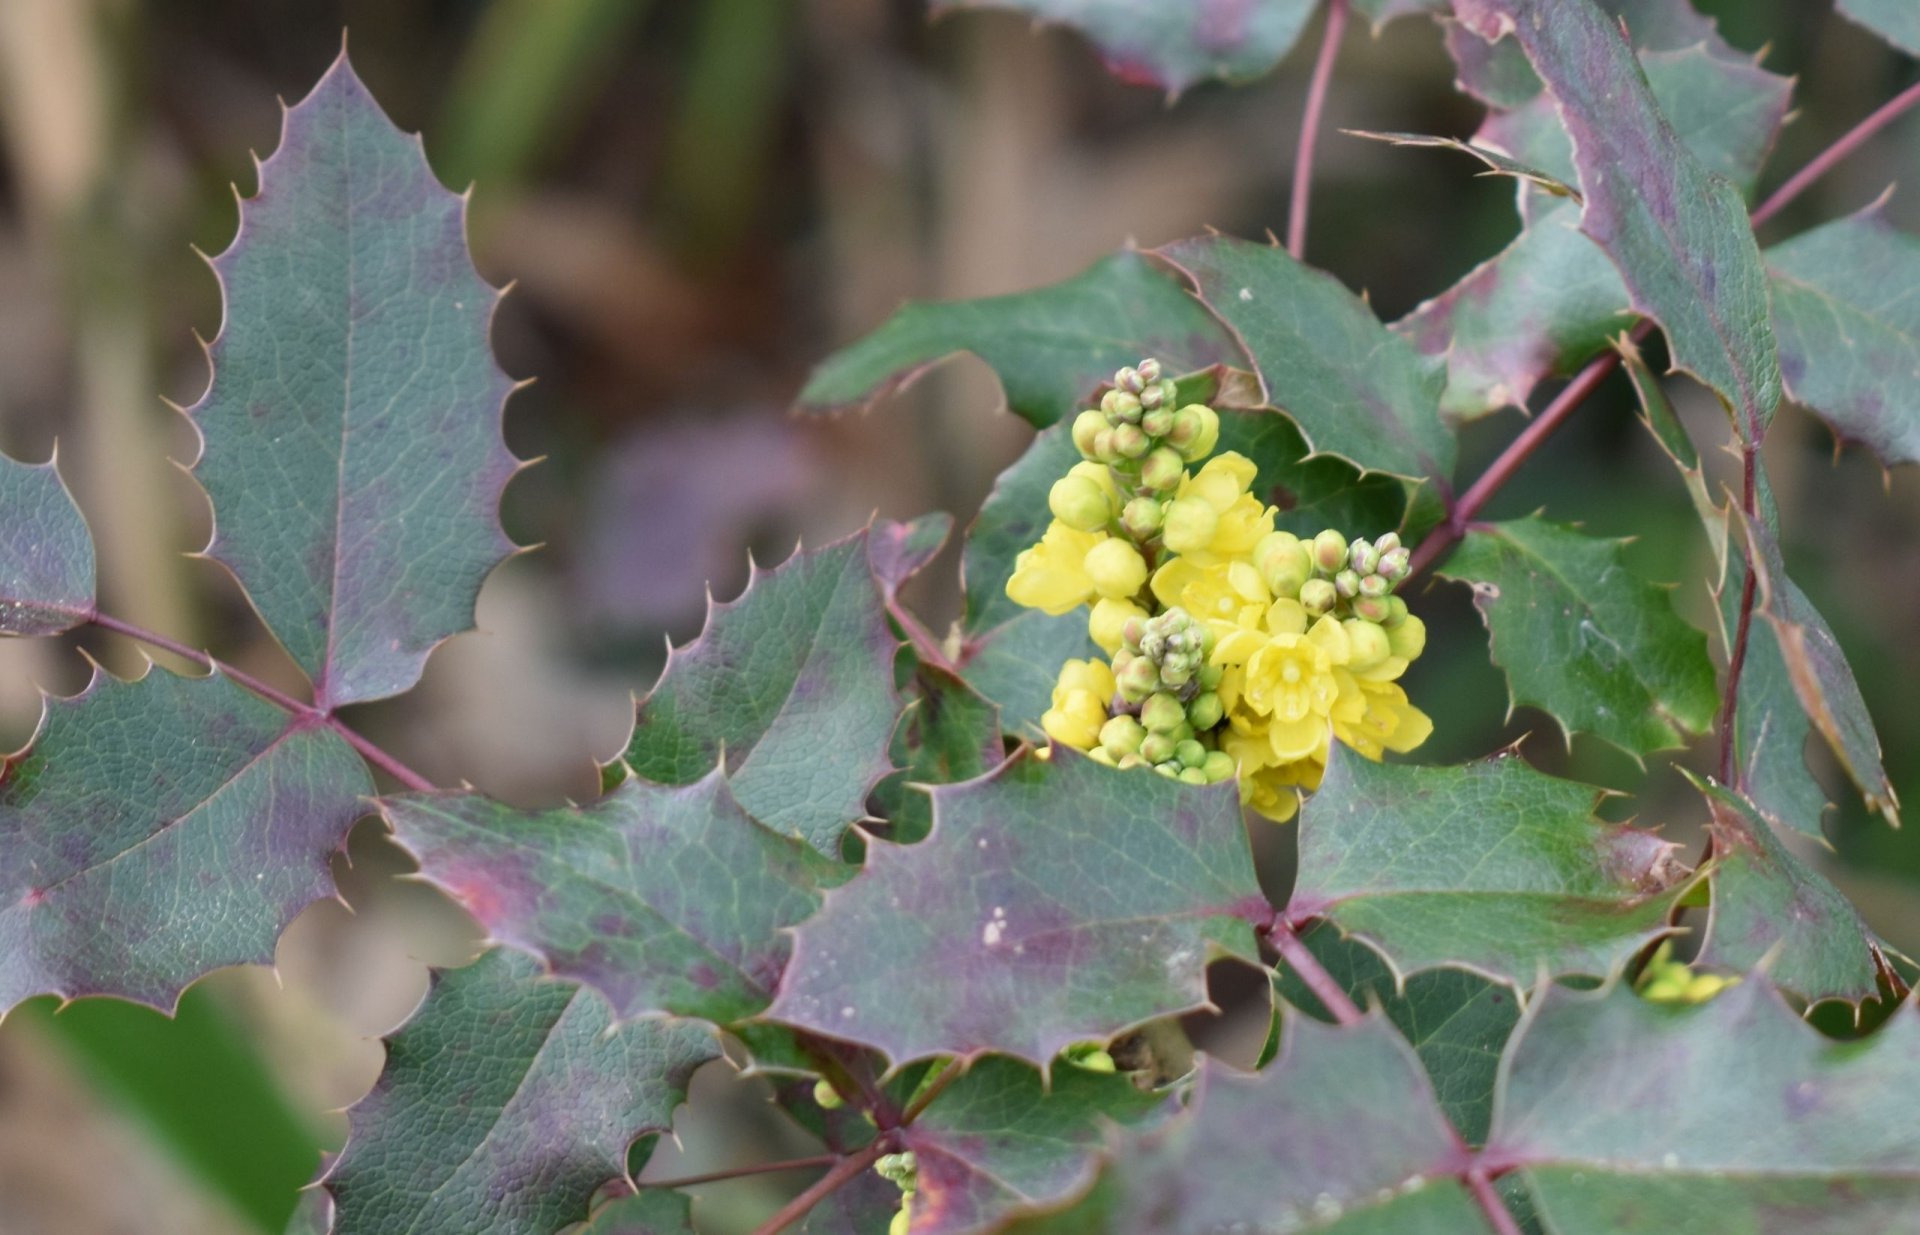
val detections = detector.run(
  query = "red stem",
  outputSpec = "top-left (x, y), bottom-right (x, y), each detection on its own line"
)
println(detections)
top-left (643, 1154), bottom-right (840, 1191)
top-left (1465, 1167), bottom-right (1525, 1235)
top-left (1270, 919), bottom-right (1364, 1026)
top-left (1287, 0), bottom-right (1350, 260)
top-left (900, 1059), bottom-right (962, 1125)
top-left (1751, 79), bottom-right (1920, 227)
top-left (87, 610), bottom-right (437, 792)
top-left (1716, 445), bottom-right (1762, 789)
top-left (749, 1142), bottom-right (887, 1235)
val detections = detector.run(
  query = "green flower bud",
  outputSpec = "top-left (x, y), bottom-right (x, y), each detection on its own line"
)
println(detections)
top-left (1120, 495), bottom-right (1164, 540)
top-left (1253, 531), bottom-right (1309, 582)
top-left (1155, 762), bottom-right (1181, 778)
top-left (1168, 721), bottom-right (1195, 745)
top-left (1121, 618), bottom-right (1148, 652)
top-left (1136, 358), bottom-right (1163, 385)
top-left (1092, 427), bottom-right (1118, 463)
top-left (1383, 596), bottom-right (1410, 628)
top-left (1141, 405), bottom-right (1175, 438)
top-left (1311, 529), bottom-right (1349, 574)
top-left (1048, 474), bottom-right (1111, 533)
top-left (1358, 572), bottom-right (1390, 599)
top-left (1352, 595), bottom-right (1393, 624)
top-left (1159, 660), bottom-right (1193, 688)
top-left (1348, 537), bottom-right (1379, 575)
top-left (1116, 365), bottom-right (1144, 394)
top-left (1139, 381), bottom-right (1165, 411)
top-left (1178, 767), bottom-right (1209, 786)
top-left (1113, 424), bottom-right (1150, 458)
top-left (1064, 1041), bottom-right (1118, 1072)
top-left (1071, 410), bottom-right (1106, 458)
top-left (1162, 496), bottom-right (1219, 554)
top-left (1169, 404), bottom-right (1220, 461)
top-left (1334, 568), bottom-right (1361, 599)
top-left (1100, 388), bottom-right (1140, 422)
top-left (1186, 691), bottom-right (1224, 730)
top-left (1300, 578), bottom-right (1338, 616)
top-left (1140, 732), bottom-right (1177, 765)
top-left (1378, 547), bottom-right (1411, 581)
top-left (814, 1078), bottom-right (844, 1110)
top-left (1117, 753), bottom-right (1148, 770)
top-left (1343, 618), bottom-right (1391, 671)
top-left (877, 1152), bottom-right (918, 1189)
top-left (1202, 750), bottom-right (1236, 783)
top-left (1100, 714), bottom-right (1146, 758)
top-left (1141, 692), bottom-right (1186, 734)
top-left (1175, 738), bottom-right (1207, 769)
top-left (1198, 664), bottom-right (1225, 690)
top-left (1117, 656), bottom-right (1159, 703)
top-left (1386, 613), bottom-right (1426, 660)
top-left (1087, 746), bottom-right (1117, 766)
top-left (1141, 447), bottom-right (1185, 492)
top-left (1374, 531), bottom-right (1402, 555)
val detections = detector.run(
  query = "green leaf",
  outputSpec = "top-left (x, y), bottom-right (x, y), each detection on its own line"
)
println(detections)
top-left (0, 666), bottom-right (371, 1013)
top-left (1620, 344), bottom-right (1727, 575)
top-left (1156, 235), bottom-right (1455, 482)
top-left (1839, 0), bottom-right (1920, 56)
top-left (1452, 0), bottom-right (1782, 438)
top-left (900, 1057), bottom-right (1171, 1234)
top-left (187, 52), bottom-right (520, 708)
top-left (1274, 929), bottom-right (1521, 1144)
top-left (1489, 979), bottom-right (1920, 1233)
top-left (284, 1191), bottom-right (332, 1235)
top-left (1445, 0), bottom-right (1741, 108)
top-left (1693, 779), bottom-right (1881, 1005)
top-left (573, 1186), bottom-right (694, 1233)
top-left (1440, 516), bottom-right (1719, 756)
top-left (1217, 406), bottom-right (1415, 540)
top-left (797, 251), bottom-right (1242, 431)
top-left (1741, 509), bottom-right (1899, 825)
top-left (871, 661), bottom-right (1004, 845)
top-left (383, 769), bottom-right (833, 1026)
top-left (1768, 200), bottom-right (1920, 469)
top-left (1289, 750), bottom-right (1688, 988)
top-left (1065, 1015), bottom-right (1491, 1233)
top-left (1347, 130), bottom-right (1581, 200)
top-left (619, 530), bottom-right (903, 855)
top-left (326, 949), bottom-right (716, 1235)
top-left (869, 512), bottom-right (953, 605)
top-left (931, 0), bottom-right (1316, 95)
top-left (0, 449), bottom-right (94, 635)
top-left (766, 749), bottom-right (1263, 1067)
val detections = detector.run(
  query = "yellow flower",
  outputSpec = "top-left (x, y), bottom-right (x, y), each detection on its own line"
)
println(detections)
top-left (1151, 557), bottom-right (1268, 629)
top-left (1163, 453), bottom-right (1274, 565)
top-left (1332, 678), bottom-right (1433, 760)
top-left (1088, 597), bottom-right (1148, 655)
top-left (1084, 538), bottom-right (1148, 600)
top-left (1006, 520), bottom-right (1104, 616)
top-left (1041, 657), bottom-right (1115, 749)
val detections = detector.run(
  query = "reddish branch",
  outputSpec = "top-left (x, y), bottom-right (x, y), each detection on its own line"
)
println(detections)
top-left (749, 1141), bottom-right (888, 1235)
top-left (1268, 917), bottom-right (1365, 1026)
top-left (1288, 0), bottom-right (1351, 260)
top-left (642, 1154), bottom-right (840, 1191)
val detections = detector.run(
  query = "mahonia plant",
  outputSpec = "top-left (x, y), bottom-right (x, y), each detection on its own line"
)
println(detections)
top-left (3, 2), bottom-right (1920, 1234)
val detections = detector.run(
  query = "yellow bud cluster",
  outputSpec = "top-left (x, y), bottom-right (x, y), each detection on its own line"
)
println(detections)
top-left (1636, 941), bottom-right (1739, 1005)
top-left (1006, 357), bottom-right (1434, 822)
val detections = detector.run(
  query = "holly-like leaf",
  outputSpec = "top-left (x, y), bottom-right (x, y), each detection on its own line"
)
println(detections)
top-left (1275, 928), bottom-right (1521, 1145)
top-left (1156, 235), bottom-right (1455, 482)
top-left (1621, 343), bottom-right (1727, 576)
top-left (1693, 780), bottom-right (1880, 1005)
top-left (1488, 979), bottom-right (1920, 1233)
top-left (1063, 1015), bottom-right (1489, 1234)
top-left (188, 52), bottom-right (519, 709)
top-left (1742, 510), bottom-right (1899, 825)
top-left (0, 666), bottom-right (371, 1013)
top-left (326, 949), bottom-right (716, 1235)
top-left (1768, 200), bottom-right (1920, 469)
top-left (869, 513), bottom-right (954, 605)
top-left (0, 449), bottom-right (94, 636)
top-left (931, 0), bottom-right (1317, 96)
top-left (1288, 750), bottom-right (1687, 988)
top-left (383, 769), bottom-right (833, 1026)
top-left (766, 749), bottom-right (1263, 1067)
top-left (1451, 0), bottom-right (1782, 438)
top-left (871, 662), bottom-right (1005, 845)
top-left (1840, 0), bottom-right (1920, 56)
top-left (283, 1189), bottom-right (332, 1235)
top-left (1347, 129), bottom-right (1581, 200)
top-left (899, 1057), bottom-right (1171, 1235)
top-left (798, 251), bottom-right (1242, 431)
top-left (1440, 516), bottom-right (1719, 757)
top-left (619, 530), bottom-right (903, 856)
top-left (1445, 0), bottom-right (1740, 108)
top-left (571, 1186), bottom-right (694, 1234)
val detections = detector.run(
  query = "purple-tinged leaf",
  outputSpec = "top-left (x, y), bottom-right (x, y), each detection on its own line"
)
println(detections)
top-left (1451, 0), bottom-right (1782, 439)
top-left (1347, 129), bottom-right (1581, 200)
top-left (1290, 750), bottom-right (1689, 988)
top-left (188, 51), bottom-right (520, 708)
top-left (1840, 0), bottom-right (1920, 57)
top-left (1768, 200), bottom-right (1920, 469)
top-left (766, 749), bottom-right (1263, 1068)
top-left (1488, 979), bottom-right (1920, 1232)
top-left (1741, 509), bottom-right (1899, 826)
top-left (618, 530), bottom-right (903, 856)
top-left (569, 1184), bottom-right (694, 1234)
top-left (931, 0), bottom-right (1317, 96)
top-left (326, 949), bottom-right (716, 1235)
top-left (0, 666), bottom-right (371, 1014)
top-left (1692, 779), bottom-right (1881, 1006)
top-left (1445, 0), bottom-right (1746, 109)
top-left (1157, 235), bottom-right (1455, 482)
top-left (798, 252), bottom-right (1243, 431)
top-left (0, 449), bottom-right (94, 636)
top-left (797, 1174), bottom-right (905, 1235)
top-left (870, 513), bottom-right (953, 604)
top-left (384, 769), bottom-right (836, 1027)
top-left (872, 661), bottom-right (1005, 846)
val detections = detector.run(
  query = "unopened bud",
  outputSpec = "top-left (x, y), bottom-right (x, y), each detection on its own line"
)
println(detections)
top-left (1300, 578), bottom-right (1337, 616)
top-left (1085, 538), bottom-right (1148, 598)
top-left (1187, 690), bottom-right (1223, 730)
top-left (1048, 474), bottom-right (1111, 533)
top-left (1141, 406), bottom-right (1175, 438)
top-left (1113, 424), bottom-right (1150, 458)
top-left (1141, 447), bottom-right (1185, 492)
top-left (1334, 569), bottom-right (1361, 599)
top-left (1135, 358), bottom-right (1163, 385)
top-left (1352, 595), bottom-right (1393, 624)
top-left (1118, 656), bottom-right (1160, 704)
top-left (1121, 618), bottom-right (1148, 652)
top-left (1377, 547), bottom-right (1411, 581)
top-left (813, 1079), bottom-right (844, 1110)
top-left (1092, 428), bottom-right (1118, 463)
top-left (1169, 404), bottom-right (1220, 461)
top-left (1374, 531), bottom-right (1401, 555)
top-left (1386, 613), bottom-right (1426, 661)
top-left (1139, 382), bottom-right (1165, 411)
top-left (1141, 692), bottom-right (1186, 734)
top-left (1177, 739), bottom-right (1210, 773)
top-left (1178, 767), bottom-right (1209, 786)
top-left (1358, 573), bottom-right (1390, 600)
top-left (1071, 410), bottom-right (1106, 458)
top-left (1311, 529), bottom-right (1349, 574)
top-left (1348, 538), bottom-right (1378, 575)
top-left (1202, 750), bottom-right (1236, 783)
top-left (1140, 732), bottom-right (1177, 764)
top-left (1120, 495), bottom-right (1164, 540)
top-left (1344, 618), bottom-right (1391, 671)
top-left (1198, 664), bottom-right (1224, 690)
top-left (1383, 596), bottom-right (1410, 628)
top-left (1099, 714), bottom-right (1146, 759)
top-left (1116, 366), bottom-right (1144, 394)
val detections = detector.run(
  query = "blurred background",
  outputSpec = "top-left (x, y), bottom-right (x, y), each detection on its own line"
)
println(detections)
top-left (0, 0), bottom-right (1915, 1230)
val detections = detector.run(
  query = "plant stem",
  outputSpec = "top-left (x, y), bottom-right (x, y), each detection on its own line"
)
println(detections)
top-left (1751, 79), bottom-right (1920, 228)
top-left (1716, 445), bottom-right (1762, 790)
top-left (86, 610), bottom-right (437, 792)
top-left (644, 1154), bottom-right (840, 1191)
top-left (1270, 919), bottom-right (1363, 1026)
top-left (1465, 1167), bottom-right (1525, 1235)
top-left (749, 1142), bottom-right (886, 1235)
top-left (1287, 0), bottom-right (1349, 260)
top-left (900, 1058), bottom-right (962, 1124)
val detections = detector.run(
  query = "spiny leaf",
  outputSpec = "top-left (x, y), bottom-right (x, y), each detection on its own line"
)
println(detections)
top-left (1053, 1015), bottom-right (1489, 1234)
top-left (797, 251), bottom-right (1242, 431)
top-left (869, 512), bottom-right (954, 605)
top-left (1693, 780), bottom-right (1881, 1005)
top-left (1741, 509), bottom-right (1899, 825)
top-left (570, 1186), bottom-right (694, 1234)
top-left (1768, 199), bottom-right (1920, 469)
top-left (766, 749), bottom-right (1263, 1068)
top-left (1289, 750), bottom-right (1688, 989)
top-left (1156, 234), bottom-right (1455, 483)
top-left (1620, 343), bottom-right (1727, 577)
top-left (1445, 0), bottom-right (1743, 108)
top-left (1441, 516), bottom-right (1719, 757)
top-left (899, 1057), bottom-right (1172, 1235)
top-left (1274, 928), bottom-right (1521, 1145)
top-left (282, 1189), bottom-right (332, 1235)
top-left (0, 666), bottom-right (371, 1014)
top-left (1451, 0), bottom-right (1782, 439)
top-left (383, 769), bottom-right (835, 1027)
top-left (1839, 0), bottom-right (1920, 56)
top-left (871, 661), bottom-right (1005, 846)
top-left (0, 449), bottom-right (94, 636)
top-left (1346, 129), bottom-right (1581, 200)
top-left (619, 530), bottom-right (903, 856)
top-left (1489, 979), bottom-right (1920, 1233)
top-left (188, 51), bottom-right (520, 708)
top-left (930, 0), bottom-right (1317, 96)
top-left (326, 949), bottom-right (717, 1235)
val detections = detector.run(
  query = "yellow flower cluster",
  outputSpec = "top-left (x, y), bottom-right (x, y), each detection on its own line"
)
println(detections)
top-left (1636, 942), bottom-right (1739, 1005)
top-left (1004, 358), bottom-right (1432, 822)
